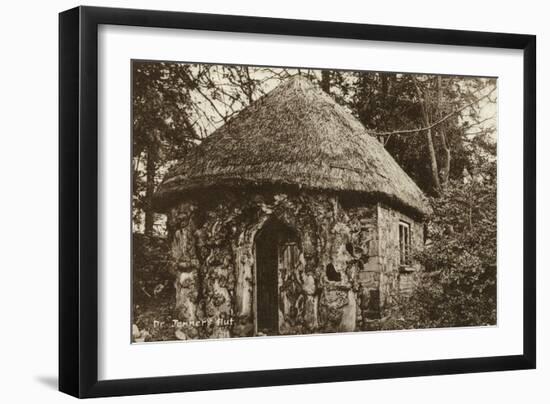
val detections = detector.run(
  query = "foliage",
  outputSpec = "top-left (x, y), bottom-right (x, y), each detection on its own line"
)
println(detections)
top-left (346, 72), bottom-right (496, 195)
top-left (132, 61), bottom-right (199, 234)
top-left (399, 160), bottom-right (497, 328)
top-left (132, 233), bottom-right (176, 341)
top-left (132, 62), bottom-right (271, 235)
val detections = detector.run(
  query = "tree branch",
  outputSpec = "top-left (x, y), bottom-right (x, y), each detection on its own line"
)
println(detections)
top-left (370, 86), bottom-right (496, 137)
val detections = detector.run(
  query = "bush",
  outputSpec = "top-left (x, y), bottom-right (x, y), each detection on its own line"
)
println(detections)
top-left (399, 164), bottom-right (497, 329)
top-left (132, 233), bottom-right (176, 341)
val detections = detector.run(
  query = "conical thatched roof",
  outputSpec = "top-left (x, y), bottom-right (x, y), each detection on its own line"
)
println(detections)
top-left (154, 76), bottom-right (431, 216)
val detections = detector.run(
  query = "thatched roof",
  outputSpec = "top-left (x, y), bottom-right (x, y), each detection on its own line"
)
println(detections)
top-left (154, 75), bottom-right (431, 216)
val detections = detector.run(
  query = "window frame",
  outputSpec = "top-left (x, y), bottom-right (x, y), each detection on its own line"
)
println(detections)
top-left (398, 220), bottom-right (412, 267)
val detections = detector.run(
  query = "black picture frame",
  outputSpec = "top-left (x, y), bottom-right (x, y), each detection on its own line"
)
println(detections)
top-left (59, 5), bottom-right (536, 398)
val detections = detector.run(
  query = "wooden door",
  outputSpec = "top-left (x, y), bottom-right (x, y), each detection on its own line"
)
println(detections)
top-left (255, 226), bottom-right (279, 335)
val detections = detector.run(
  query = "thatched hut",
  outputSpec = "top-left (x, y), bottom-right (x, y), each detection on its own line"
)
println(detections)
top-left (154, 75), bottom-right (431, 339)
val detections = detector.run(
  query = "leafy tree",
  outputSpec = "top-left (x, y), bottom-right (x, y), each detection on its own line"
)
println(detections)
top-left (132, 61), bottom-right (199, 235)
top-left (343, 72), bottom-right (496, 195)
top-left (133, 62), bottom-right (276, 236)
top-left (401, 159), bottom-right (497, 328)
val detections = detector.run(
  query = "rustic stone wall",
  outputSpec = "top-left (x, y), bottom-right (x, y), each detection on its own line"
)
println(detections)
top-left (376, 204), bottom-right (424, 315)
top-left (165, 189), bottom-right (421, 339)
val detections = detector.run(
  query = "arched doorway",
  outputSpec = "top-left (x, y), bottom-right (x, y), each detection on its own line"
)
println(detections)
top-left (254, 219), bottom-right (299, 335)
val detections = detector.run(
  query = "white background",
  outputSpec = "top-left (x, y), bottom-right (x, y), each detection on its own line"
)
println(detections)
top-left (0, 0), bottom-right (546, 403)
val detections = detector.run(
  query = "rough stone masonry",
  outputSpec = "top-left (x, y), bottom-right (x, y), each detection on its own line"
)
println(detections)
top-left (165, 188), bottom-right (423, 340)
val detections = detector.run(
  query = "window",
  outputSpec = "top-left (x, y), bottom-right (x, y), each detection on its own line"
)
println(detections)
top-left (399, 221), bottom-right (411, 266)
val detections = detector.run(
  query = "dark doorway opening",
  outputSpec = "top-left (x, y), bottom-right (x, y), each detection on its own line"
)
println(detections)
top-left (254, 220), bottom-right (299, 336)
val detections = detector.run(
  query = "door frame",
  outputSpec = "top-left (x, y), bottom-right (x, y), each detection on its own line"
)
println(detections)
top-left (253, 222), bottom-right (280, 336)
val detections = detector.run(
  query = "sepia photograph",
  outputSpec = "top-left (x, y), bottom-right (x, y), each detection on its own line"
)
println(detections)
top-left (131, 61), bottom-right (497, 343)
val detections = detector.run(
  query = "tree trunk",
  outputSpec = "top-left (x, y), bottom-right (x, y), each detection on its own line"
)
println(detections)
top-left (435, 75), bottom-right (451, 188)
top-left (414, 77), bottom-right (441, 194)
top-left (144, 143), bottom-right (157, 237)
top-left (244, 67), bottom-right (254, 104)
top-left (381, 73), bottom-right (388, 96)
top-left (440, 133), bottom-right (451, 187)
top-left (425, 128), bottom-right (441, 191)
top-left (321, 70), bottom-right (331, 94)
